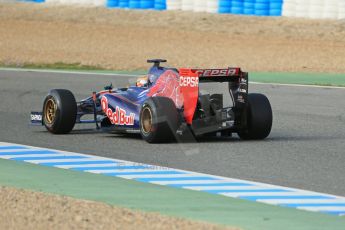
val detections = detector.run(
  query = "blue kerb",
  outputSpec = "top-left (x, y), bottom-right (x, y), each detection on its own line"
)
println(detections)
top-left (0, 150), bottom-right (59, 156)
top-left (241, 195), bottom-right (334, 201)
top-left (204, 189), bottom-right (290, 194)
top-left (136, 177), bottom-right (219, 182)
top-left (283, 203), bottom-right (345, 208)
top-left (167, 182), bottom-right (253, 187)
top-left (12, 155), bottom-right (88, 161)
top-left (40, 160), bottom-right (118, 166)
top-left (105, 170), bottom-right (185, 176)
top-left (321, 211), bottom-right (345, 216)
top-left (71, 165), bottom-right (148, 171)
top-left (0, 146), bottom-right (29, 150)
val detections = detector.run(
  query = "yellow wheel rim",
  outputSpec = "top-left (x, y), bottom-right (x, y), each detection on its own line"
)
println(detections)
top-left (141, 107), bottom-right (152, 134)
top-left (44, 98), bottom-right (57, 124)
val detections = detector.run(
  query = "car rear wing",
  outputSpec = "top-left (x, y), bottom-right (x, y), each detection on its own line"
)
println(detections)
top-left (178, 68), bottom-right (248, 125)
top-left (179, 68), bottom-right (245, 82)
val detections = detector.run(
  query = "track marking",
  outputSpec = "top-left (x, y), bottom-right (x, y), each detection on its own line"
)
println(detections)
top-left (251, 81), bottom-right (345, 89)
top-left (0, 68), bottom-right (139, 77)
top-left (1, 142), bottom-right (345, 217)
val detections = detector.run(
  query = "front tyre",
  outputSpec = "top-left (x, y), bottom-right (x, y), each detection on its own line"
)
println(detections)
top-left (238, 93), bottom-right (272, 140)
top-left (42, 89), bottom-right (77, 134)
top-left (140, 97), bottom-right (179, 143)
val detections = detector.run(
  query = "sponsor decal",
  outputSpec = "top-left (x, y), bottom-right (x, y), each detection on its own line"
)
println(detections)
top-left (178, 69), bottom-right (199, 124)
top-left (101, 96), bottom-right (135, 126)
top-left (179, 76), bottom-right (199, 87)
top-left (30, 113), bottom-right (42, 121)
top-left (195, 68), bottom-right (238, 77)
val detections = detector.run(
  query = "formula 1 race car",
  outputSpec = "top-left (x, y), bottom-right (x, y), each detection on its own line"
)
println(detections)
top-left (31, 59), bottom-right (272, 143)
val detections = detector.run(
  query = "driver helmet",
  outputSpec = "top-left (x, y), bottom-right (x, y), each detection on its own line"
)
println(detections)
top-left (136, 74), bottom-right (160, 87)
top-left (136, 76), bottom-right (148, 87)
top-left (148, 74), bottom-right (159, 85)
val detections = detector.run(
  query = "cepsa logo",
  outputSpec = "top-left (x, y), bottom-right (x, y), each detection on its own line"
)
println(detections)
top-left (101, 96), bottom-right (135, 126)
top-left (179, 76), bottom-right (199, 87)
top-left (196, 68), bottom-right (238, 77)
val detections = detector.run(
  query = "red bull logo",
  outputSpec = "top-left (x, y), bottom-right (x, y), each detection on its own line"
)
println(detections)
top-left (101, 96), bottom-right (135, 126)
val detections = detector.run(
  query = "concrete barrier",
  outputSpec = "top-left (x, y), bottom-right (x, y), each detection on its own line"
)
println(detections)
top-left (154, 0), bottom-right (166, 10)
top-left (166, 0), bottom-right (181, 10)
top-left (118, 0), bottom-right (129, 7)
top-left (218, 0), bottom-right (231, 13)
top-left (269, 0), bottom-right (283, 16)
top-left (339, 1), bottom-right (345, 19)
top-left (193, 0), bottom-right (207, 12)
top-left (16, 0), bottom-right (345, 20)
top-left (207, 0), bottom-right (218, 13)
top-left (281, 0), bottom-right (344, 20)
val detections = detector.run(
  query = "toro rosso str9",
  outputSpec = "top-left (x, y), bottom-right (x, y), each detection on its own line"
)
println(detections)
top-left (31, 59), bottom-right (272, 143)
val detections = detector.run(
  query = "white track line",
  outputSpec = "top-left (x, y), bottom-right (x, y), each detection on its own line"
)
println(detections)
top-left (260, 199), bottom-right (345, 205)
top-left (183, 185), bottom-right (275, 190)
top-left (151, 180), bottom-right (241, 185)
top-left (0, 68), bottom-right (138, 77)
top-left (251, 81), bottom-right (345, 89)
top-left (85, 169), bottom-right (177, 173)
top-left (118, 174), bottom-right (202, 179)
top-left (221, 192), bottom-right (318, 197)
top-left (299, 207), bottom-right (345, 212)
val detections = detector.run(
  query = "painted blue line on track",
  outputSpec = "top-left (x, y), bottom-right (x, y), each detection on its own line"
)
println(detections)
top-left (11, 155), bottom-right (88, 161)
top-left (105, 170), bottom-right (185, 176)
top-left (0, 150), bottom-right (58, 155)
top-left (241, 195), bottom-right (334, 200)
top-left (0, 146), bottom-right (28, 150)
top-left (39, 160), bottom-right (118, 166)
top-left (136, 177), bottom-right (219, 182)
top-left (321, 211), bottom-right (345, 216)
top-left (167, 182), bottom-right (253, 187)
top-left (283, 203), bottom-right (345, 207)
top-left (71, 165), bottom-right (148, 171)
top-left (205, 189), bottom-right (289, 194)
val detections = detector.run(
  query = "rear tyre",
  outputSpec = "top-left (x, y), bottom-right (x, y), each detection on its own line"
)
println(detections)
top-left (238, 93), bottom-right (272, 140)
top-left (42, 89), bottom-right (77, 134)
top-left (140, 97), bottom-right (179, 143)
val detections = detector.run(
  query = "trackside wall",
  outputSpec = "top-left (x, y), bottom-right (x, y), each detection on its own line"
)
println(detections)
top-left (16, 0), bottom-right (345, 19)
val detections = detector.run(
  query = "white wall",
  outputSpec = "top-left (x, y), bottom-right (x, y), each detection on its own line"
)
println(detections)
top-left (45, 0), bottom-right (105, 6)
top-left (282, 0), bottom-right (345, 19)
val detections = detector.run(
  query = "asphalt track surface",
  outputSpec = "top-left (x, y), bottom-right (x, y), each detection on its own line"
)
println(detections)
top-left (1, 70), bottom-right (345, 197)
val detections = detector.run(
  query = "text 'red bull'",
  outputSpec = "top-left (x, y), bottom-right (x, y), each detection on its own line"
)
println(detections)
top-left (101, 96), bottom-right (135, 126)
